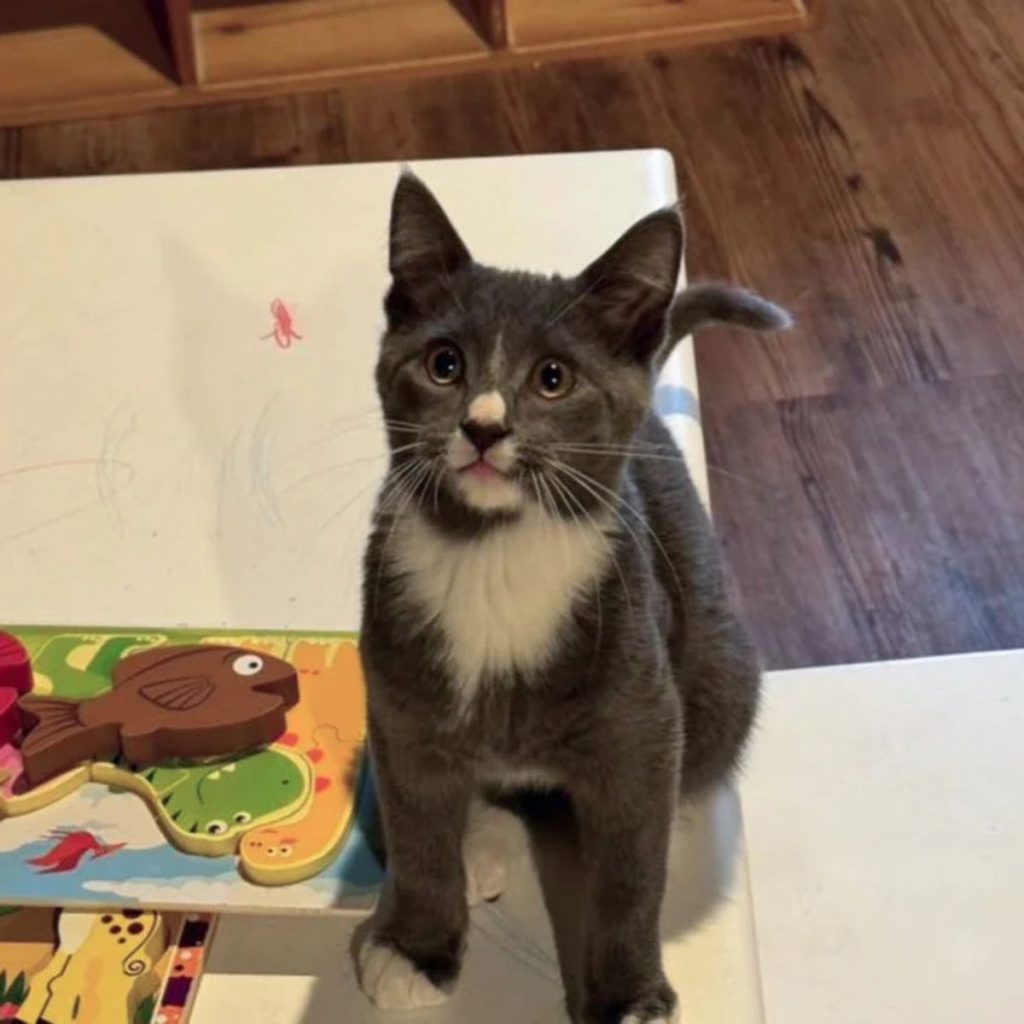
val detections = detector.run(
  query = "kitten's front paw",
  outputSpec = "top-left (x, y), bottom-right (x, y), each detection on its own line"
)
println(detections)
top-left (584, 980), bottom-right (678, 1024)
top-left (621, 1010), bottom-right (676, 1024)
top-left (356, 938), bottom-right (450, 1011)
top-left (618, 987), bottom-right (679, 1024)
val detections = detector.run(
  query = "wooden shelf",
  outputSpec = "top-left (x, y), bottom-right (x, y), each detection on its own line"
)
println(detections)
top-left (0, 0), bottom-right (815, 127)
top-left (193, 1), bottom-right (490, 87)
top-left (506, 0), bottom-right (809, 51)
top-left (0, 0), bottom-right (177, 125)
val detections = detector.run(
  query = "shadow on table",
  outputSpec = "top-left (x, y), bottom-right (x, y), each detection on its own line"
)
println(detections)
top-left (518, 784), bottom-right (744, 1019)
top-left (205, 785), bottom-right (743, 1024)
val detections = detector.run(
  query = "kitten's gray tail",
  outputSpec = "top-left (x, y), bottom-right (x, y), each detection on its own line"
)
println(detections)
top-left (659, 283), bottom-right (792, 366)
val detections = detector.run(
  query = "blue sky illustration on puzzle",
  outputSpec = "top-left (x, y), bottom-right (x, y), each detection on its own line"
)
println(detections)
top-left (0, 769), bottom-right (382, 911)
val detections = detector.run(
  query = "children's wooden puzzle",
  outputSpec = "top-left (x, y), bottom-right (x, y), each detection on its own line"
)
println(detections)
top-left (0, 904), bottom-right (215, 1024)
top-left (0, 628), bottom-right (382, 914)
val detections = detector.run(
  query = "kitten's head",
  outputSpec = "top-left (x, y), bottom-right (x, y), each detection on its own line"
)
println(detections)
top-left (375, 171), bottom-right (682, 531)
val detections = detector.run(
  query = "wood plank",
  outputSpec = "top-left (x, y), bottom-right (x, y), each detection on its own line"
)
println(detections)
top-left (680, 0), bottom-right (1024, 408)
top-left (454, 0), bottom-right (509, 49)
top-left (164, 0), bottom-right (199, 84)
top-left (704, 375), bottom-right (1024, 667)
top-left (194, 0), bottom-right (490, 87)
top-left (0, 1), bottom-right (176, 123)
top-left (506, 0), bottom-right (807, 50)
top-left (0, 0), bottom-right (807, 126)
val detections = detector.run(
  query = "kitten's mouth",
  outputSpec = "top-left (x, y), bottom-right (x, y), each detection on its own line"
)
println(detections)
top-left (451, 457), bottom-right (522, 513)
top-left (457, 460), bottom-right (507, 481)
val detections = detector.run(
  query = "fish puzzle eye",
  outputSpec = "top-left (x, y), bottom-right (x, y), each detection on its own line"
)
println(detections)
top-left (233, 811), bottom-right (252, 825)
top-left (206, 820), bottom-right (228, 836)
top-left (232, 654), bottom-right (264, 676)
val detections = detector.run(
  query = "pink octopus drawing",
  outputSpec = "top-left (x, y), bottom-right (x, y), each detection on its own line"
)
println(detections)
top-left (264, 299), bottom-right (302, 349)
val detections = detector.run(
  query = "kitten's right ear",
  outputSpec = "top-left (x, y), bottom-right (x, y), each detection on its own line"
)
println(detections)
top-left (574, 208), bottom-right (683, 364)
top-left (388, 171), bottom-right (471, 295)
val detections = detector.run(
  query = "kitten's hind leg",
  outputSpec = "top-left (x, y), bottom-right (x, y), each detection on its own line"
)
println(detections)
top-left (463, 796), bottom-right (528, 906)
top-left (678, 612), bottom-right (761, 798)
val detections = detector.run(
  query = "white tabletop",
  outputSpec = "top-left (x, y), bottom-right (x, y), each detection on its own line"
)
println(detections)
top-left (194, 783), bottom-right (762, 1024)
top-left (0, 150), bottom-right (698, 633)
top-left (1, 151), bottom-right (758, 1022)
top-left (742, 650), bottom-right (1024, 1024)
top-left (18, 154), bottom-right (1011, 1024)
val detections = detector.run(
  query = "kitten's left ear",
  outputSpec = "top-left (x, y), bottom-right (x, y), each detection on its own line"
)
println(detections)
top-left (389, 171), bottom-right (472, 292)
top-left (576, 208), bottom-right (683, 362)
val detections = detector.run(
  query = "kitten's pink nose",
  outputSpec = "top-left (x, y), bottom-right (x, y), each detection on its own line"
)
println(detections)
top-left (461, 420), bottom-right (509, 455)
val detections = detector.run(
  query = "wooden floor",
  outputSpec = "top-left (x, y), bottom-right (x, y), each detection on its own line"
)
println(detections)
top-left (3, 0), bottom-right (1023, 670)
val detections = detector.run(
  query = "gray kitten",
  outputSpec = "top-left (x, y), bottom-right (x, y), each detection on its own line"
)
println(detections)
top-left (356, 172), bottom-right (789, 1023)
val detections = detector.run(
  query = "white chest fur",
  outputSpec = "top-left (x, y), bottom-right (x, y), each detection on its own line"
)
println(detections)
top-left (392, 507), bottom-right (611, 705)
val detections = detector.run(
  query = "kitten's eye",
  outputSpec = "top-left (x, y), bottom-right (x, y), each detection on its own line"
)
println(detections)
top-left (534, 359), bottom-right (575, 400)
top-left (425, 342), bottom-right (464, 386)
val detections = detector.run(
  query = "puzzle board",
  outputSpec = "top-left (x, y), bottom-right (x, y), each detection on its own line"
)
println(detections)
top-left (0, 905), bottom-right (215, 1024)
top-left (0, 627), bottom-right (381, 915)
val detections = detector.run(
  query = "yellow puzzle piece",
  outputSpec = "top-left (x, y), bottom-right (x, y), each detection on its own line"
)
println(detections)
top-left (240, 639), bottom-right (367, 885)
top-left (0, 760), bottom-right (89, 818)
top-left (15, 909), bottom-right (166, 1023)
top-left (0, 906), bottom-right (57, 981)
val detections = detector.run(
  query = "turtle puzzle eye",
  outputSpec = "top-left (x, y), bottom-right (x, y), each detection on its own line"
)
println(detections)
top-left (233, 811), bottom-right (252, 825)
top-left (232, 654), bottom-right (264, 677)
top-left (205, 820), bottom-right (228, 836)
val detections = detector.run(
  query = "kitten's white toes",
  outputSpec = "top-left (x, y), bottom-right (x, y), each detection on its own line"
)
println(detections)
top-left (357, 939), bottom-right (449, 1010)
top-left (620, 1007), bottom-right (677, 1024)
top-left (463, 801), bottom-right (527, 907)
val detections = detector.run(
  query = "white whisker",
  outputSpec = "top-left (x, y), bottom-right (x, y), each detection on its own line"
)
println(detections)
top-left (545, 275), bottom-right (604, 327)
top-left (545, 466), bottom-right (632, 615)
top-left (551, 458), bottom-right (684, 600)
top-left (312, 456), bottom-right (418, 538)
top-left (279, 441), bottom-right (423, 496)
top-left (376, 458), bottom-right (429, 517)
top-left (551, 446), bottom-right (684, 463)
top-left (430, 456), bottom-right (447, 516)
top-left (374, 457), bottom-right (437, 610)
top-left (542, 470), bottom-right (613, 654)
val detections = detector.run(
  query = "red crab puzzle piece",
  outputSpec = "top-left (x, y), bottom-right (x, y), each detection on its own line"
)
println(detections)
top-left (0, 631), bottom-right (33, 746)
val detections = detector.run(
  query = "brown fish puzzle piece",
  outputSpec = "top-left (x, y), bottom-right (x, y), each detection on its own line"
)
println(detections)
top-left (17, 645), bottom-right (300, 786)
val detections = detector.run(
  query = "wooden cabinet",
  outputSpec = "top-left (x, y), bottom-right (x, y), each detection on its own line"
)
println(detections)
top-left (0, 0), bottom-right (813, 126)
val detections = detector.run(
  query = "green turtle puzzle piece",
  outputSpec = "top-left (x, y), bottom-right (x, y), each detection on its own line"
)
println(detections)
top-left (93, 747), bottom-right (311, 857)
